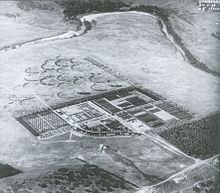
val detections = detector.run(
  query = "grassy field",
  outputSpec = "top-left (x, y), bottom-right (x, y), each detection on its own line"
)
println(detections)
top-left (1, 1), bottom-right (219, 116)
top-left (167, 1), bottom-right (220, 74)
top-left (0, 115), bottom-right (194, 188)
top-left (130, 0), bottom-right (220, 73)
top-left (55, 12), bottom-right (219, 115)
top-left (0, 55), bottom-right (129, 117)
top-left (1, 11), bottom-right (219, 116)
top-left (0, 1), bottom-right (66, 49)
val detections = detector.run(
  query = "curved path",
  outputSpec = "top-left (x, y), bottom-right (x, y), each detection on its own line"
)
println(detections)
top-left (0, 25), bottom-right (86, 52)
top-left (0, 11), bottom-right (218, 77)
top-left (80, 11), bottom-right (186, 60)
top-left (81, 11), bottom-right (219, 77)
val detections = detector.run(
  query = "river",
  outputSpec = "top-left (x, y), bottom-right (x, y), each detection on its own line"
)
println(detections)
top-left (0, 10), bottom-right (187, 64)
top-left (80, 11), bottom-right (188, 62)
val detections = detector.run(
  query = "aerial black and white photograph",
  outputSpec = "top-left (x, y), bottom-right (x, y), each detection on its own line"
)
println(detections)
top-left (0, 0), bottom-right (219, 192)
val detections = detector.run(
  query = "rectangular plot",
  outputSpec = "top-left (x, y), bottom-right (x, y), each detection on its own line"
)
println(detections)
top-left (118, 102), bottom-right (131, 108)
top-left (153, 110), bottom-right (177, 122)
top-left (40, 112), bottom-right (68, 128)
top-left (135, 88), bottom-right (160, 101)
top-left (16, 117), bottom-right (40, 137)
top-left (117, 90), bottom-right (132, 97)
top-left (18, 111), bottom-right (71, 138)
top-left (129, 108), bottom-right (143, 114)
top-left (93, 98), bottom-right (120, 114)
top-left (104, 93), bottom-right (120, 101)
top-left (151, 121), bottom-right (164, 128)
top-left (92, 125), bottom-right (110, 133)
top-left (24, 116), bottom-right (52, 133)
top-left (117, 112), bottom-right (133, 120)
top-left (143, 105), bottom-right (154, 110)
top-left (136, 113), bottom-right (158, 124)
top-left (126, 96), bottom-right (147, 106)
top-left (148, 108), bottom-right (161, 113)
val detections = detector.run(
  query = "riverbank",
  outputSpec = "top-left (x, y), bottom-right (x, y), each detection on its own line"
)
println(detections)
top-left (57, 0), bottom-right (219, 77)
top-left (2, 1), bottom-right (219, 77)
top-left (160, 14), bottom-right (220, 77)
top-left (74, 3), bottom-right (220, 77)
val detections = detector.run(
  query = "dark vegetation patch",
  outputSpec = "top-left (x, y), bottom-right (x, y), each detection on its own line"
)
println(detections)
top-left (191, 176), bottom-right (219, 193)
top-left (211, 31), bottom-right (220, 40)
top-left (17, 0), bottom-right (55, 11)
top-left (58, 0), bottom-right (128, 19)
top-left (0, 163), bottom-right (22, 179)
top-left (6, 164), bottom-right (135, 192)
top-left (159, 113), bottom-right (220, 159)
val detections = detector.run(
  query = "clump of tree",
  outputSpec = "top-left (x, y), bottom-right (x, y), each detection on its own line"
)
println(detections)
top-left (17, 0), bottom-right (55, 11)
top-left (59, 0), bottom-right (128, 20)
top-left (211, 31), bottom-right (220, 40)
top-left (192, 176), bottom-right (219, 193)
top-left (0, 163), bottom-right (22, 179)
top-left (83, 20), bottom-right (92, 33)
top-left (130, 5), bottom-right (169, 21)
top-left (59, 1), bottom-right (169, 21)
top-left (159, 113), bottom-right (220, 159)
top-left (5, 165), bottom-right (134, 192)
